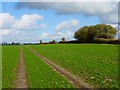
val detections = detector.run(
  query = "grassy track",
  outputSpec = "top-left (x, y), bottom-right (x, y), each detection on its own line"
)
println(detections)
top-left (2, 46), bottom-right (20, 88)
top-left (31, 44), bottom-right (118, 88)
top-left (23, 46), bottom-right (74, 88)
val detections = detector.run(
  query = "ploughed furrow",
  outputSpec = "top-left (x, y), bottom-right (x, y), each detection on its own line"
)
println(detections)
top-left (27, 46), bottom-right (93, 88)
top-left (15, 46), bottom-right (28, 88)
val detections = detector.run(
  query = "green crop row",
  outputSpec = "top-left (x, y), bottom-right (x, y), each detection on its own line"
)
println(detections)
top-left (2, 46), bottom-right (20, 88)
top-left (30, 44), bottom-right (119, 88)
top-left (23, 46), bottom-right (74, 88)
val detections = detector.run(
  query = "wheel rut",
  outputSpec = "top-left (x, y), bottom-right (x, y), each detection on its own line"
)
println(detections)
top-left (27, 46), bottom-right (94, 88)
top-left (15, 46), bottom-right (28, 88)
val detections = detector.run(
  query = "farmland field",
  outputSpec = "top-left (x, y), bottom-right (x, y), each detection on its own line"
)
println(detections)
top-left (2, 44), bottom-right (119, 88)
top-left (30, 44), bottom-right (119, 88)
top-left (23, 46), bottom-right (73, 88)
top-left (2, 46), bottom-right (20, 88)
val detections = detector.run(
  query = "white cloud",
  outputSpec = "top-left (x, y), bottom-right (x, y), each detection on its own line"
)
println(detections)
top-left (16, 2), bottom-right (118, 24)
top-left (39, 19), bottom-right (79, 41)
top-left (57, 31), bottom-right (74, 39)
top-left (100, 14), bottom-right (118, 24)
top-left (56, 18), bottom-right (80, 31)
top-left (2, 30), bottom-right (41, 43)
top-left (0, 13), bottom-right (47, 42)
top-left (0, 13), bottom-right (45, 31)
top-left (40, 30), bottom-right (75, 41)
top-left (40, 33), bottom-right (59, 40)
top-left (13, 13), bottom-right (44, 30)
top-left (16, 2), bottom-right (114, 15)
top-left (0, 13), bottom-right (46, 33)
top-left (41, 32), bottom-right (49, 38)
top-left (1, 29), bottom-right (14, 36)
top-left (0, 13), bottom-right (16, 29)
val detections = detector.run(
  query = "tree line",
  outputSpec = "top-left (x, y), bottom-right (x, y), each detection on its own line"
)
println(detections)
top-left (74, 24), bottom-right (117, 42)
top-left (1, 42), bottom-right (21, 46)
top-left (1, 24), bottom-right (119, 45)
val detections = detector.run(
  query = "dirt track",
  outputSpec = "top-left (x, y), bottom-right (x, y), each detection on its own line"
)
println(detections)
top-left (27, 46), bottom-right (94, 88)
top-left (15, 46), bottom-right (28, 88)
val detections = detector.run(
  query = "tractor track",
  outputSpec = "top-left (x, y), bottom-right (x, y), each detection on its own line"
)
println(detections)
top-left (27, 46), bottom-right (94, 88)
top-left (15, 46), bottom-right (28, 88)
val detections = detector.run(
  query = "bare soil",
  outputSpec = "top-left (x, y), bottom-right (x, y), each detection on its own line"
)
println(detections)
top-left (15, 46), bottom-right (28, 88)
top-left (27, 46), bottom-right (94, 88)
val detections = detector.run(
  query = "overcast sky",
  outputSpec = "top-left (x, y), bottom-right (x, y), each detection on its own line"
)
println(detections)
top-left (0, 0), bottom-right (119, 43)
